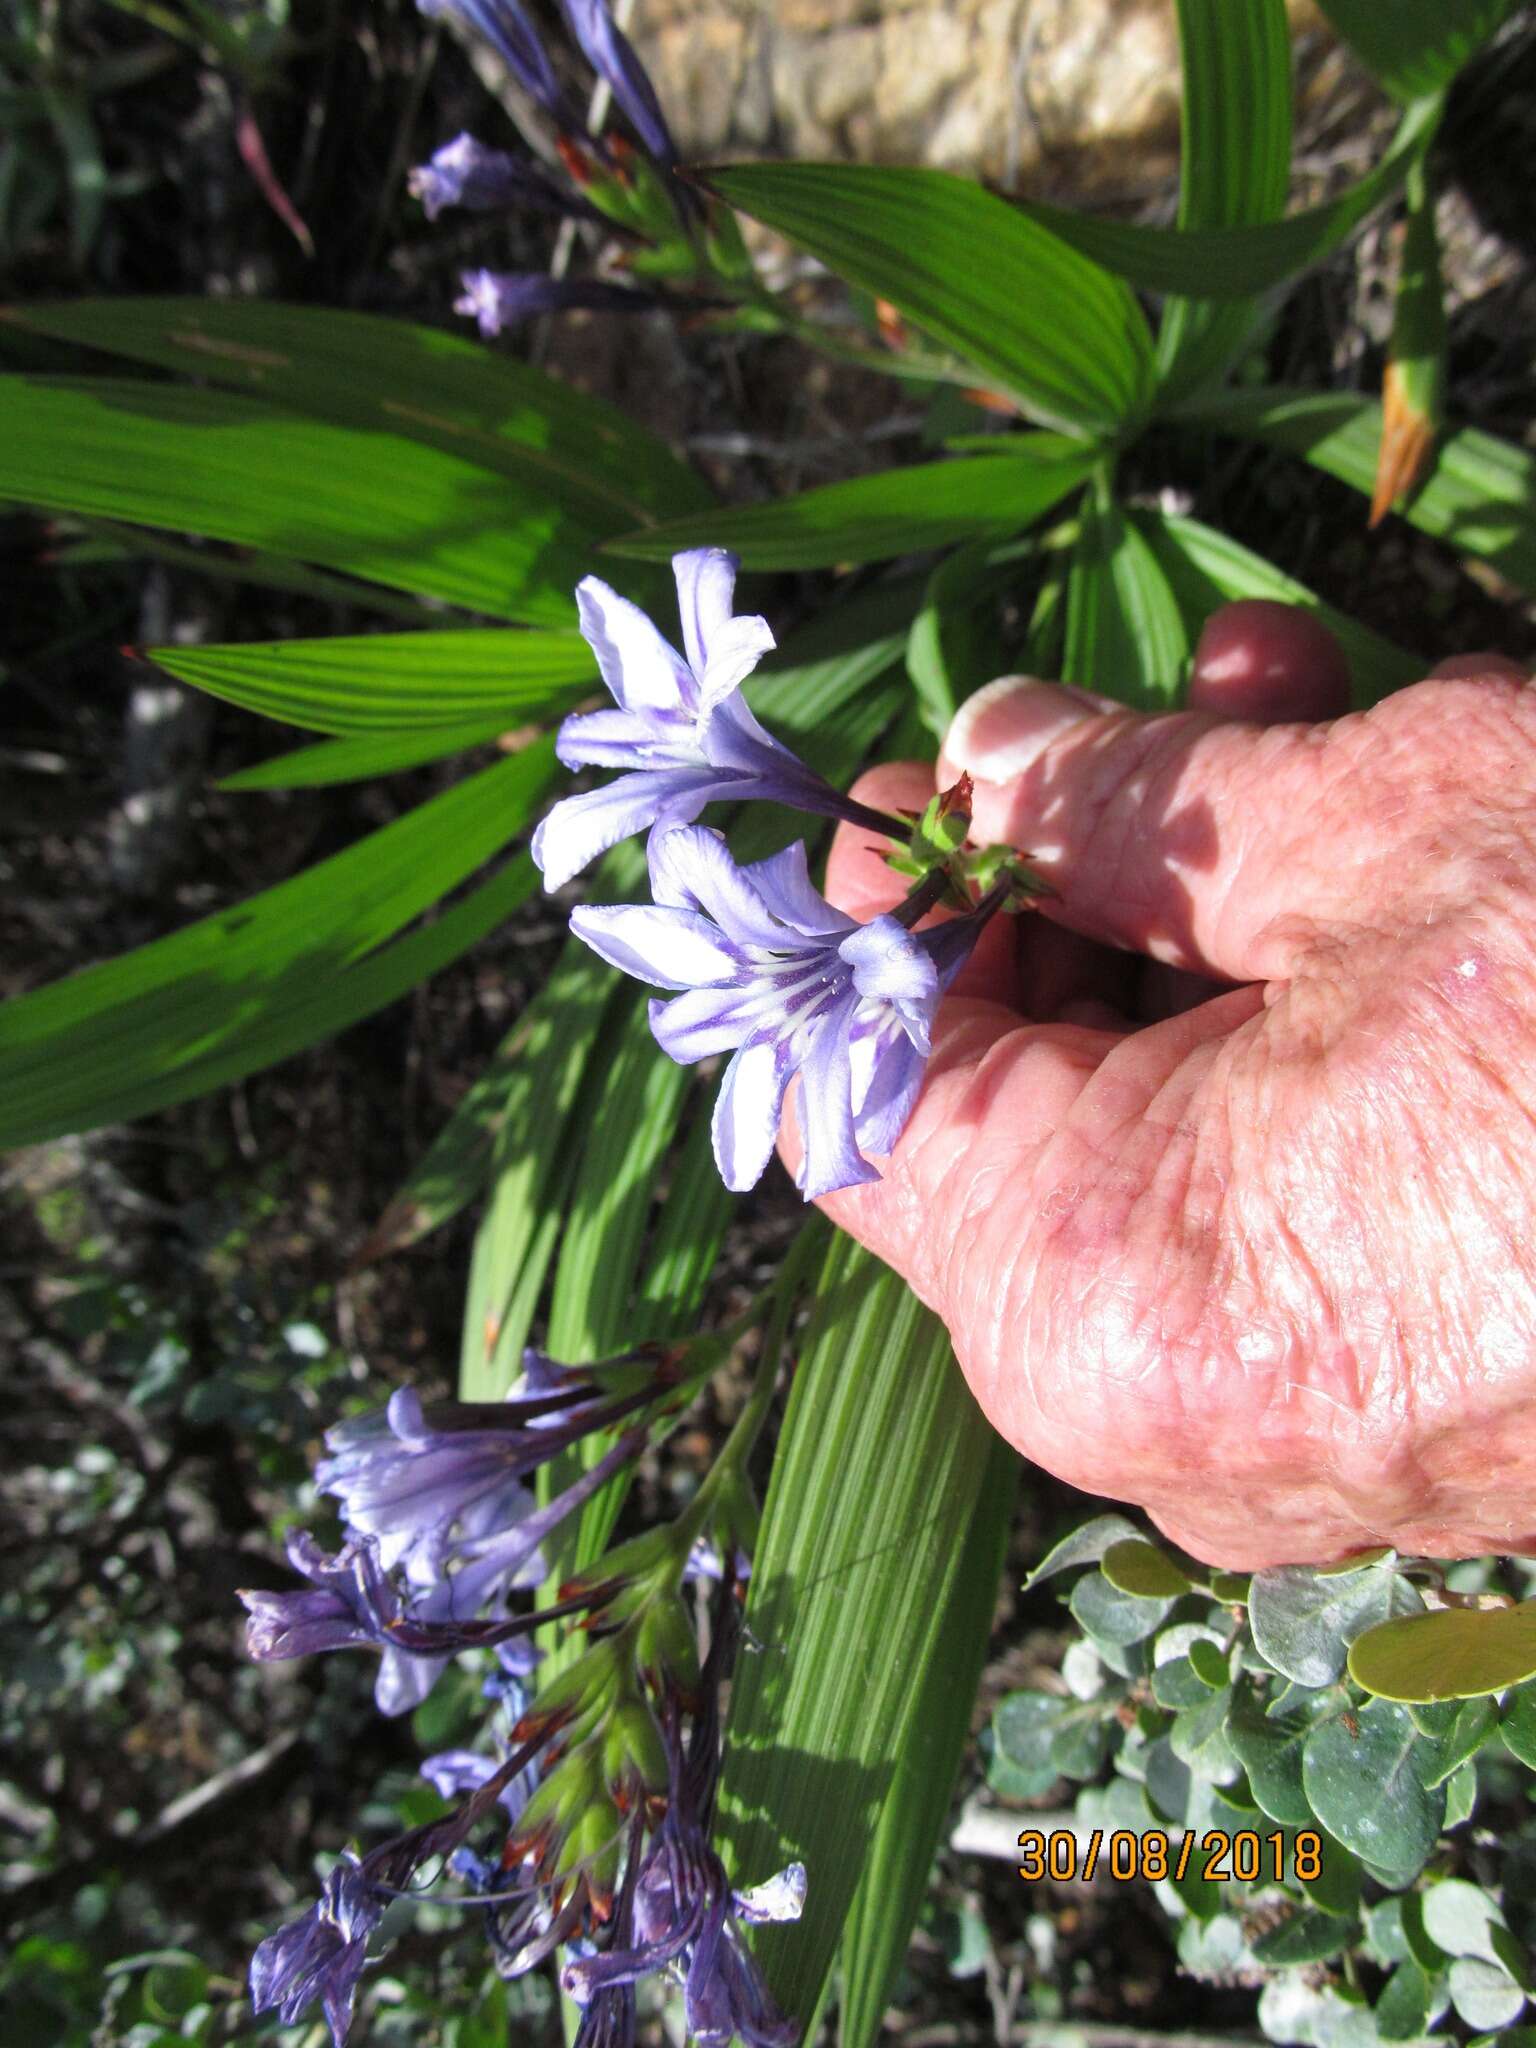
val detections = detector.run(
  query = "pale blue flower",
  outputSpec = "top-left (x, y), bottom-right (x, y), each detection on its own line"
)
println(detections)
top-left (409, 132), bottom-right (588, 220)
top-left (570, 824), bottom-right (980, 1198)
top-left (533, 550), bottom-right (888, 891)
top-left (559, 0), bottom-right (678, 167)
top-left (454, 269), bottom-right (654, 337)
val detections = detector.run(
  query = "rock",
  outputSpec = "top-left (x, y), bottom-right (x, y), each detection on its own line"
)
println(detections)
top-left (628, 0), bottom-right (1332, 193)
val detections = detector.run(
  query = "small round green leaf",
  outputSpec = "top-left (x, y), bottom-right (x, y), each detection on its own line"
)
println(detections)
top-left (1301, 1700), bottom-right (1446, 1886)
top-left (1153, 1654), bottom-right (1215, 1711)
top-left (1422, 1880), bottom-right (1508, 1964)
top-left (1415, 1697), bottom-right (1497, 1788)
top-left (1180, 1912), bottom-right (1256, 1982)
top-left (1228, 1678), bottom-right (1317, 1827)
top-left (1374, 1960), bottom-right (1437, 2042)
top-left (1070, 1565), bottom-right (1176, 1646)
top-left (1317, 1547), bottom-right (1395, 1577)
top-left (1449, 1957), bottom-right (1526, 2032)
top-left (1365, 1897), bottom-right (1416, 1969)
top-left (1301, 1835), bottom-right (1362, 1920)
top-left (1048, 1702), bottom-right (1113, 1781)
top-left (1102, 1538), bottom-right (1196, 1598)
top-left (1170, 1685), bottom-right (1241, 1786)
top-left (991, 1691), bottom-right (1064, 1794)
top-left (1251, 1560), bottom-right (1424, 1687)
top-left (1023, 1512), bottom-right (1143, 1590)
top-left (1503, 1684), bottom-right (1536, 1768)
top-left (1251, 1909), bottom-right (1357, 1969)
top-left (1349, 1601), bottom-right (1536, 1702)
top-left (1444, 1756), bottom-right (1479, 1828)
top-left (1190, 1637), bottom-right (1232, 1689)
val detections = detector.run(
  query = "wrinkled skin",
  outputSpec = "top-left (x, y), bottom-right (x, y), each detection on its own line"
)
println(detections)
top-left (787, 600), bottom-right (1536, 1568)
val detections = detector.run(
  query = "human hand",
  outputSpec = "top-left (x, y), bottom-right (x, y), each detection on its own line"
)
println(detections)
top-left (790, 602), bottom-right (1536, 1568)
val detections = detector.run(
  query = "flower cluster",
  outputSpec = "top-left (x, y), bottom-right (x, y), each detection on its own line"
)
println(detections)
top-left (243, 1338), bottom-right (803, 2048)
top-left (242, 1350), bottom-right (661, 1714)
top-left (410, 0), bottom-right (714, 335)
top-left (536, 547), bottom-right (1031, 1197)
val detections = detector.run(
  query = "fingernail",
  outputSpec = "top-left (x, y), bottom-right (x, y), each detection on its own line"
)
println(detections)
top-left (946, 675), bottom-right (1112, 783)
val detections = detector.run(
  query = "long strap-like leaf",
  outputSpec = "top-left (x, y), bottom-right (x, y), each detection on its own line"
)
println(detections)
top-left (718, 1235), bottom-right (1014, 2025)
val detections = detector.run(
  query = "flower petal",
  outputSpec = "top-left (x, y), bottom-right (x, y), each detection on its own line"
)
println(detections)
top-left (648, 984), bottom-right (768, 1062)
top-left (555, 704), bottom-right (696, 771)
top-left (850, 1021), bottom-right (926, 1159)
top-left (672, 547), bottom-right (739, 679)
top-left (375, 1642), bottom-right (449, 1718)
top-left (570, 903), bottom-right (740, 989)
top-left (532, 768), bottom-right (717, 888)
top-left (733, 1862), bottom-right (807, 1925)
top-left (838, 914), bottom-right (939, 1009)
top-left (559, 0), bottom-right (679, 165)
top-left (794, 998), bottom-right (880, 1200)
top-left (696, 614), bottom-right (776, 723)
top-left (647, 825), bottom-right (790, 950)
top-left (739, 842), bottom-right (852, 939)
top-left (711, 1037), bottom-right (793, 1191)
top-left (576, 574), bottom-right (693, 715)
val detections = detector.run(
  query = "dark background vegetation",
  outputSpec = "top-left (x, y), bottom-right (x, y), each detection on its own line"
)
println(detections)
top-left (3, 4), bottom-right (1535, 2042)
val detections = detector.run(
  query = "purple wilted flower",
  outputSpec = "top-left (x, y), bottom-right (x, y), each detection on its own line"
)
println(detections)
top-left (570, 824), bottom-right (985, 1198)
top-left (315, 1368), bottom-right (662, 1583)
top-left (409, 132), bottom-right (588, 220)
top-left (559, 0), bottom-right (678, 168)
top-left (250, 1850), bottom-right (383, 2048)
top-left (239, 1530), bottom-right (456, 1717)
top-left (418, 0), bottom-right (567, 120)
top-left (241, 1430), bottom-right (642, 1714)
top-left (455, 269), bottom-right (656, 337)
top-left (533, 550), bottom-right (893, 892)
top-left (254, 1738), bottom-right (543, 2046)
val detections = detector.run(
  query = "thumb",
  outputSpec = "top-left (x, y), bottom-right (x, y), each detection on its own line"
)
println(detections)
top-left (937, 673), bottom-right (1478, 983)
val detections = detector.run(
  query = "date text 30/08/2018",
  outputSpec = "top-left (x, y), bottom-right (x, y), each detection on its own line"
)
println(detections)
top-left (1017, 1828), bottom-right (1324, 1885)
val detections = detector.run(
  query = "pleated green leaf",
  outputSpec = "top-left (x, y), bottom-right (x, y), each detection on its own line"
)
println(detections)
top-left (605, 446), bottom-right (1097, 570)
top-left (1178, 384), bottom-right (1536, 596)
top-left (717, 1236), bottom-right (1011, 2025)
top-left (0, 743), bottom-right (556, 1150)
top-left (149, 628), bottom-right (595, 734)
top-left (1, 298), bottom-right (710, 526)
top-left (0, 377), bottom-right (589, 623)
top-left (706, 163), bottom-right (1155, 435)
top-left (67, 513), bottom-right (441, 621)
top-left (538, 1000), bottom-right (719, 1589)
top-left (1132, 508), bottom-right (1422, 704)
top-left (1156, 0), bottom-right (1292, 403)
top-left (457, 932), bottom-right (628, 1402)
top-left (1063, 495), bottom-right (1189, 708)
top-left (905, 537), bottom-right (1022, 739)
top-left (1019, 94), bottom-right (1441, 298)
top-left (1313, 0), bottom-right (1520, 103)
top-left (217, 721), bottom-right (531, 790)
top-left (839, 1435), bottom-right (1017, 2048)
top-left (356, 950), bottom-right (610, 1272)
